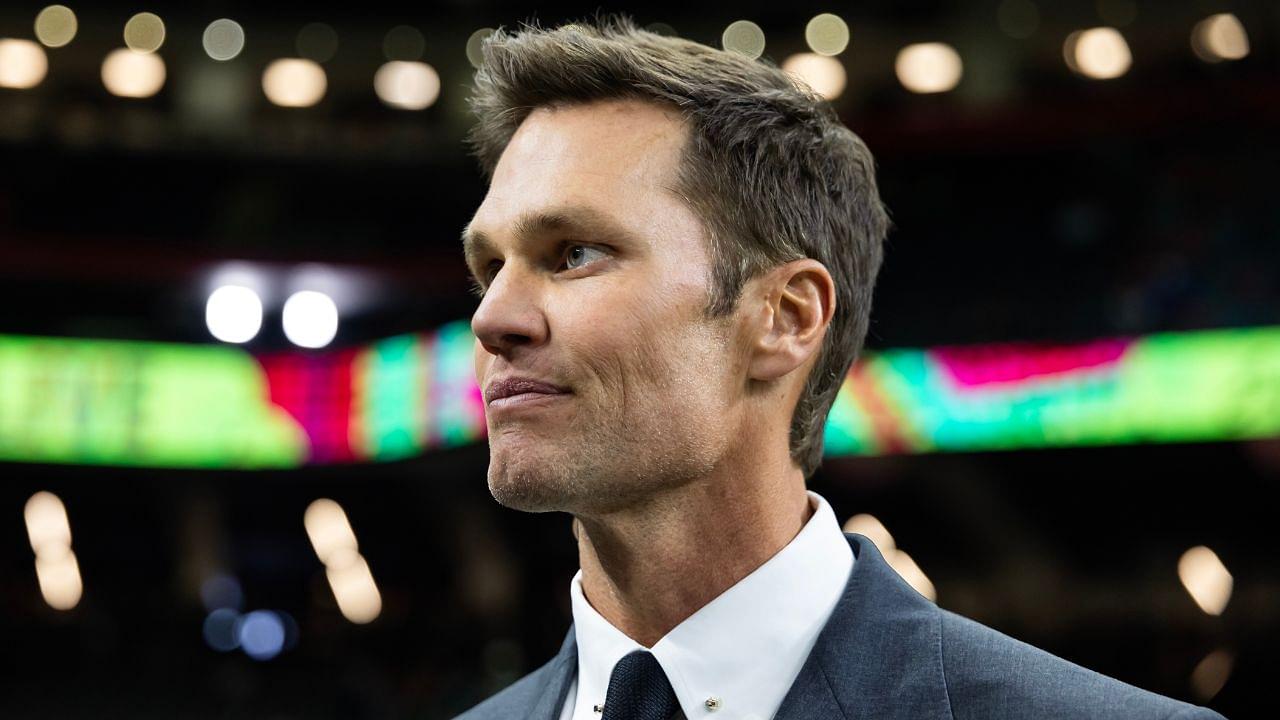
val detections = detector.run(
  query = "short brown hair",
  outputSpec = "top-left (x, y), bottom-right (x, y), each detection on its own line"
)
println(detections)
top-left (467, 17), bottom-right (888, 478)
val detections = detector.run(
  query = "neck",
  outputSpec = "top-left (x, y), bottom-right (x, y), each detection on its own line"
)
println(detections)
top-left (574, 456), bottom-right (812, 647)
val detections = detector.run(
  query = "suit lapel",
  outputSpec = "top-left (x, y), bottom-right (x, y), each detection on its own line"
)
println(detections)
top-left (529, 629), bottom-right (579, 720)
top-left (773, 534), bottom-right (954, 720)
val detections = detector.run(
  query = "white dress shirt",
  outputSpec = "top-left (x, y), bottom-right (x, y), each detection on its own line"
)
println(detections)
top-left (558, 491), bottom-right (854, 720)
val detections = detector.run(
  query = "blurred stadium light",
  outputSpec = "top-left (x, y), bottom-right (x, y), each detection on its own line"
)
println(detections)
top-left (262, 58), bottom-right (327, 107)
top-left (0, 38), bottom-right (48, 88)
top-left (895, 42), bottom-right (963, 93)
top-left (24, 491), bottom-right (83, 610)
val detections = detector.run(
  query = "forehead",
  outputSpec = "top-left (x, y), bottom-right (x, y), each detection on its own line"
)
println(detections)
top-left (467, 99), bottom-right (691, 245)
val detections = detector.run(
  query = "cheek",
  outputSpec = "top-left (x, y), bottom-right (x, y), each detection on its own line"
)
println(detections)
top-left (473, 339), bottom-right (488, 383)
top-left (549, 251), bottom-right (724, 403)
top-left (565, 297), bottom-right (723, 412)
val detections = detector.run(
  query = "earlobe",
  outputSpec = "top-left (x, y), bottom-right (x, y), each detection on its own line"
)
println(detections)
top-left (746, 260), bottom-right (835, 382)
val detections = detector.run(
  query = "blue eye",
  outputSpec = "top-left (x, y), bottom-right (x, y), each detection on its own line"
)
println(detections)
top-left (564, 244), bottom-right (606, 270)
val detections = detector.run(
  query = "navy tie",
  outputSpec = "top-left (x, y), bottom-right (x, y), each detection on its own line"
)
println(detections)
top-left (600, 650), bottom-right (681, 720)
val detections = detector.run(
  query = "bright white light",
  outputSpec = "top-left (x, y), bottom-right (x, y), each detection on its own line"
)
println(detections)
top-left (782, 53), bottom-right (846, 100)
top-left (1178, 545), bottom-right (1232, 616)
top-left (262, 58), bottom-right (327, 108)
top-left (123, 12), bottom-right (165, 54)
top-left (843, 513), bottom-right (895, 554)
top-left (805, 14), bottom-right (849, 56)
top-left (25, 491), bottom-right (71, 558)
top-left (722, 20), bottom-right (766, 60)
top-left (237, 610), bottom-right (286, 660)
top-left (374, 61), bottom-right (440, 110)
top-left (205, 285), bottom-right (262, 344)
top-left (282, 290), bottom-right (338, 348)
top-left (887, 549), bottom-right (936, 601)
top-left (1192, 14), bottom-right (1249, 63)
top-left (304, 498), bottom-right (359, 565)
top-left (304, 498), bottom-right (379, 625)
top-left (202, 19), bottom-right (245, 62)
top-left (895, 42), bottom-right (963, 94)
top-left (0, 39), bottom-right (48, 89)
top-left (35, 552), bottom-right (82, 610)
top-left (326, 554), bottom-right (382, 624)
top-left (1067, 27), bottom-right (1131, 80)
top-left (101, 48), bottom-right (166, 98)
top-left (35, 5), bottom-right (78, 48)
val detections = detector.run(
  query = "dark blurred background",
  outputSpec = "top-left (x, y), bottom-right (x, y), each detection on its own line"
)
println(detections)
top-left (2, 1), bottom-right (1278, 717)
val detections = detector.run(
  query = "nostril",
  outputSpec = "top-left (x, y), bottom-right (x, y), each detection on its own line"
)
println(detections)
top-left (478, 332), bottom-right (532, 357)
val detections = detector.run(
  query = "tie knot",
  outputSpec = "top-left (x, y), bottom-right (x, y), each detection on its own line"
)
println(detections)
top-left (601, 650), bottom-right (681, 720)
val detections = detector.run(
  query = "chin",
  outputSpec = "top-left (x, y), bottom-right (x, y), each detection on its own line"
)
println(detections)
top-left (486, 446), bottom-right (578, 513)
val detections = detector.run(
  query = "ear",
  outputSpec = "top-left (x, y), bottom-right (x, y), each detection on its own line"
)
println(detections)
top-left (746, 259), bottom-right (836, 382)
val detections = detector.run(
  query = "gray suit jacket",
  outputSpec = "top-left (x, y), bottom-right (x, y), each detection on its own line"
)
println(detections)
top-left (457, 533), bottom-right (1226, 719)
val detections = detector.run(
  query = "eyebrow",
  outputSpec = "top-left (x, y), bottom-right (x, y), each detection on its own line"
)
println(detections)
top-left (460, 206), bottom-right (639, 278)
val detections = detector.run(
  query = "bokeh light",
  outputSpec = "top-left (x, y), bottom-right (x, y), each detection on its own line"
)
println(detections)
top-left (200, 574), bottom-right (244, 612)
top-left (24, 491), bottom-right (71, 558)
top-left (262, 58), bottom-right (326, 108)
top-left (895, 42), bottom-right (963, 94)
top-left (202, 19), bottom-right (245, 62)
top-left (205, 285), bottom-right (263, 344)
top-left (721, 20), bottom-right (765, 60)
top-left (781, 53), bottom-right (846, 100)
top-left (805, 14), bottom-right (849, 57)
top-left (1190, 649), bottom-right (1234, 701)
top-left (1192, 14), bottom-right (1249, 63)
top-left (123, 12), bottom-right (165, 54)
top-left (466, 28), bottom-right (495, 69)
top-left (383, 25), bottom-right (425, 61)
top-left (326, 554), bottom-right (382, 624)
top-left (886, 549), bottom-right (936, 602)
top-left (304, 498), bottom-right (359, 565)
top-left (296, 22), bottom-right (339, 63)
top-left (1096, 0), bottom-right (1138, 28)
top-left (282, 290), bottom-right (339, 348)
top-left (374, 61), bottom-right (441, 110)
top-left (843, 513), bottom-right (895, 554)
top-left (101, 48), bottom-right (166, 98)
top-left (0, 39), bottom-right (49, 89)
top-left (1178, 545), bottom-right (1232, 616)
top-left (203, 608), bottom-right (241, 652)
top-left (35, 552), bottom-right (83, 610)
top-left (1065, 27), bottom-right (1131, 80)
top-left (34, 5), bottom-right (78, 48)
top-left (24, 491), bottom-right (81, 610)
top-left (237, 610), bottom-right (286, 660)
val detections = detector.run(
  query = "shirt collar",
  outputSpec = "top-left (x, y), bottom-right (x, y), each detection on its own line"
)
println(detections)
top-left (568, 491), bottom-right (854, 720)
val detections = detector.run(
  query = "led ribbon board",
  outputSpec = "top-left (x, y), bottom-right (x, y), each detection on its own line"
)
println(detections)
top-left (825, 327), bottom-right (1280, 455)
top-left (1, 324), bottom-right (1277, 468)
top-left (0, 321), bottom-right (483, 468)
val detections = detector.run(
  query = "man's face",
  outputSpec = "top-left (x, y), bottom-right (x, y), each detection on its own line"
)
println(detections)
top-left (464, 99), bottom-right (747, 515)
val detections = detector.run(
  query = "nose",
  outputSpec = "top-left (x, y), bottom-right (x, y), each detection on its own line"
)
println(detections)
top-left (470, 265), bottom-right (548, 357)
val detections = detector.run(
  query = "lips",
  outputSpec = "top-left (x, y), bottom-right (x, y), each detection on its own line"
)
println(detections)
top-left (483, 377), bottom-right (570, 405)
